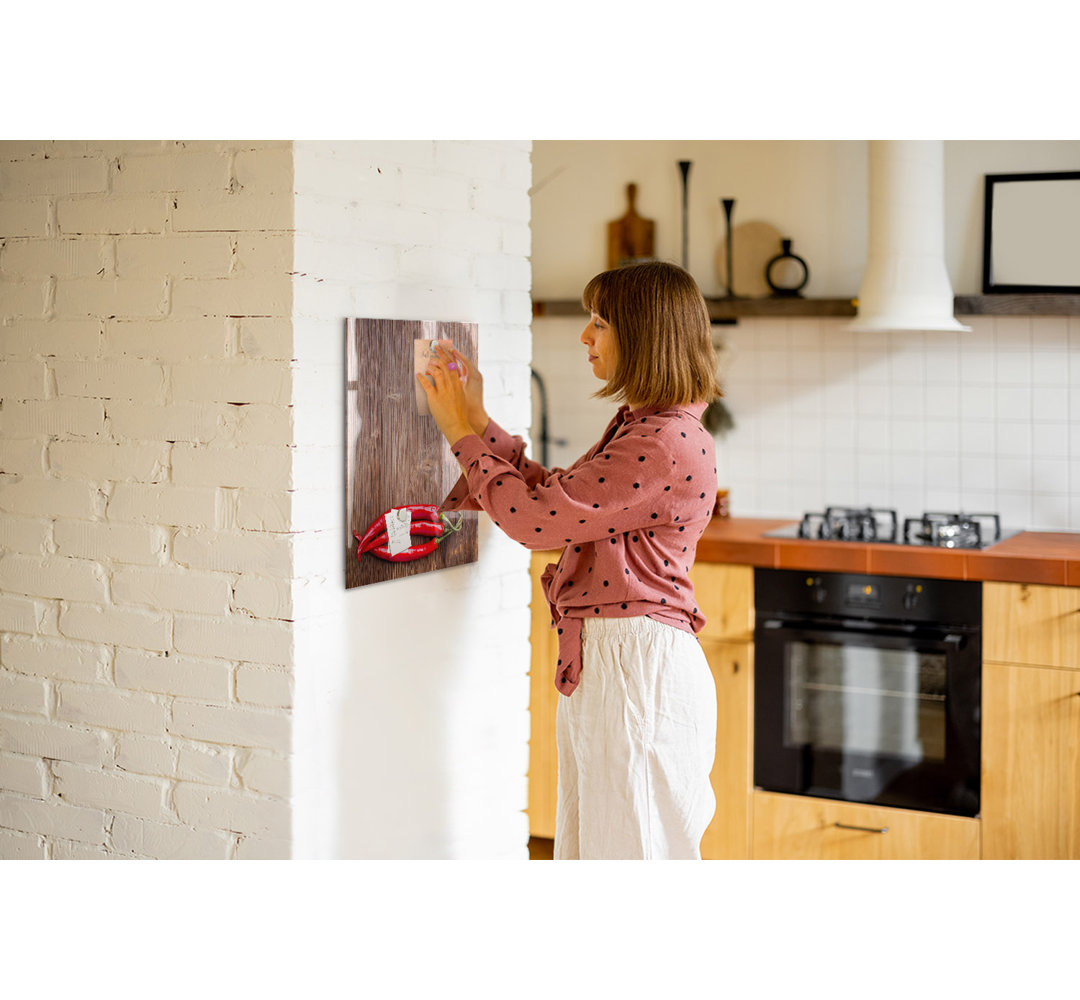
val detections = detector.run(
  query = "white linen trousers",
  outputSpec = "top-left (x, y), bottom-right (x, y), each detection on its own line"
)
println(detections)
top-left (554, 615), bottom-right (717, 860)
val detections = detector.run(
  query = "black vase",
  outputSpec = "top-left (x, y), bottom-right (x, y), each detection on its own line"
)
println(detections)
top-left (765, 238), bottom-right (809, 298)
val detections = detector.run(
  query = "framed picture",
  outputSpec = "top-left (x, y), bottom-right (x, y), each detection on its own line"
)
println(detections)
top-left (982, 170), bottom-right (1080, 294)
top-left (345, 318), bottom-right (479, 589)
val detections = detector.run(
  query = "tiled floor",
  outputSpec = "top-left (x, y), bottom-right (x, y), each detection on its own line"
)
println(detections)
top-left (528, 837), bottom-right (554, 860)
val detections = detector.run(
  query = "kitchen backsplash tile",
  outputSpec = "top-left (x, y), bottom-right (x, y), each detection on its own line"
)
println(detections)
top-left (531, 313), bottom-right (1080, 531)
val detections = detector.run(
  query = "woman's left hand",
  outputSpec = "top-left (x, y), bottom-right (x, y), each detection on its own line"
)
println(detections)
top-left (417, 342), bottom-right (475, 446)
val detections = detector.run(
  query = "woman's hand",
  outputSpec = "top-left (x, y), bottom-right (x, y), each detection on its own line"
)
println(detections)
top-left (440, 340), bottom-right (488, 436)
top-left (417, 342), bottom-right (476, 447)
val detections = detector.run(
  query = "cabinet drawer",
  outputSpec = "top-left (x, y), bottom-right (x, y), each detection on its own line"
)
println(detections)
top-left (752, 791), bottom-right (980, 860)
top-left (984, 582), bottom-right (1080, 670)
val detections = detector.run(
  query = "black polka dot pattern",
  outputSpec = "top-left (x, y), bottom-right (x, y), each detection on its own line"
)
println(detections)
top-left (439, 403), bottom-right (717, 696)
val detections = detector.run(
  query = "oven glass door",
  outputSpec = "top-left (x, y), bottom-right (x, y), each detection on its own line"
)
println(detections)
top-left (754, 621), bottom-right (981, 817)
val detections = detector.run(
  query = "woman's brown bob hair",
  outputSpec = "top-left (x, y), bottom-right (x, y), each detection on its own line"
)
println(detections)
top-left (581, 260), bottom-right (722, 408)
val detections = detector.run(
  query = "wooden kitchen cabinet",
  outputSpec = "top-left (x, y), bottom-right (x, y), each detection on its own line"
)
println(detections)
top-left (982, 660), bottom-right (1080, 859)
top-left (983, 582), bottom-right (1080, 669)
top-left (698, 639), bottom-right (753, 859)
top-left (752, 791), bottom-right (981, 860)
top-left (981, 581), bottom-right (1080, 859)
top-left (528, 550), bottom-right (562, 839)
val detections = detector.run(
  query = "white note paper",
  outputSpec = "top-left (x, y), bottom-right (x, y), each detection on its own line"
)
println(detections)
top-left (384, 507), bottom-right (413, 557)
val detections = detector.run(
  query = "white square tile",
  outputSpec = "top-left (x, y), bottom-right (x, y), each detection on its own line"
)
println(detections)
top-left (923, 343), bottom-right (960, 384)
top-left (890, 345), bottom-right (926, 384)
top-left (891, 419), bottom-right (924, 452)
top-left (1032, 458), bottom-right (1070, 494)
top-left (857, 382), bottom-right (891, 416)
top-left (821, 379), bottom-right (856, 416)
top-left (758, 482), bottom-right (794, 517)
top-left (995, 350), bottom-right (1033, 385)
top-left (758, 349), bottom-right (791, 381)
top-left (1032, 386), bottom-right (1069, 421)
top-left (1031, 493), bottom-right (1070, 530)
top-left (791, 413), bottom-right (825, 447)
top-left (960, 349), bottom-right (995, 383)
top-left (857, 417), bottom-right (891, 452)
top-left (960, 384), bottom-right (996, 420)
top-left (995, 316), bottom-right (1033, 350)
top-left (891, 453), bottom-right (924, 484)
top-left (996, 456), bottom-right (1032, 492)
top-left (1031, 422), bottom-right (1069, 458)
top-left (960, 488), bottom-right (997, 514)
top-left (960, 421), bottom-right (996, 455)
top-left (889, 381), bottom-right (924, 415)
top-left (823, 416), bottom-right (858, 449)
top-left (857, 452), bottom-right (892, 484)
top-left (995, 421), bottom-right (1031, 456)
top-left (924, 419), bottom-right (960, 454)
top-left (755, 320), bottom-right (790, 351)
top-left (961, 456), bottom-right (995, 491)
top-left (925, 384), bottom-right (960, 419)
top-left (994, 385), bottom-right (1031, 421)
top-left (789, 348), bottom-right (823, 384)
top-left (1031, 316), bottom-right (1069, 351)
top-left (925, 487), bottom-right (962, 511)
top-left (1031, 351), bottom-right (1070, 385)
top-left (925, 454), bottom-right (960, 487)
top-left (997, 492), bottom-right (1033, 528)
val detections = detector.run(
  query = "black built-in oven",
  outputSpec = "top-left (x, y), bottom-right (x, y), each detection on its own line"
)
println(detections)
top-left (754, 569), bottom-right (981, 817)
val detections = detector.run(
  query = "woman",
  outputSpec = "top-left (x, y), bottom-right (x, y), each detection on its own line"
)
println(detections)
top-left (418, 260), bottom-right (721, 860)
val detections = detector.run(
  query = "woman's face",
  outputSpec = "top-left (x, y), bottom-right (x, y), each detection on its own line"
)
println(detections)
top-left (581, 312), bottom-right (617, 382)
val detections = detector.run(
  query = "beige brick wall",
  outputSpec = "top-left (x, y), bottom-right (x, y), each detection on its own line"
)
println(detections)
top-left (0, 140), bottom-right (294, 859)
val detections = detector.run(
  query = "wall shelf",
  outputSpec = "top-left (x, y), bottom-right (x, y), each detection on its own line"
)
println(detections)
top-left (533, 294), bottom-right (1080, 323)
top-left (532, 297), bottom-right (858, 322)
top-left (954, 294), bottom-right (1080, 316)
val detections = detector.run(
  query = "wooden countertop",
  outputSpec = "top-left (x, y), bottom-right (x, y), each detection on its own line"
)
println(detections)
top-left (697, 517), bottom-right (1080, 587)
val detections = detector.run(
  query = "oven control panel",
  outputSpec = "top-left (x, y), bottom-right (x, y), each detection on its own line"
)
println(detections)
top-left (756, 569), bottom-right (982, 627)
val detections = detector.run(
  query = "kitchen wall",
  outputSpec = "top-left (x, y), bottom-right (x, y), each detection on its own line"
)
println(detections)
top-left (0, 140), bottom-right (295, 859)
top-left (531, 140), bottom-right (1080, 531)
top-left (0, 140), bottom-right (533, 860)
top-left (290, 141), bottom-right (533, 859)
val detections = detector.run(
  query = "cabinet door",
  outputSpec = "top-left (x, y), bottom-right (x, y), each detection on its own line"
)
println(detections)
top-left (528, 550), bottom-right (562, 839)
top-left (690, 562), bottom-right (754, 642)
top-left (984, 582), bottom-right (1080, 669)
top-left (699, 640), bottom-right (752, 860)
top-left (982, 660), bottom-right (1080, 859)
top-left (752, 791), bottom-right (980, 860)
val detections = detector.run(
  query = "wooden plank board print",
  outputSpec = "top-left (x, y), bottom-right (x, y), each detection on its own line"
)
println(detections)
top-left (345, 318), bottom-right (479, 589)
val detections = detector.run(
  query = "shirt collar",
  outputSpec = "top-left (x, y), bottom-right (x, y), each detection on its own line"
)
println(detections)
top-left (621, 401), bottom-right (709, 423)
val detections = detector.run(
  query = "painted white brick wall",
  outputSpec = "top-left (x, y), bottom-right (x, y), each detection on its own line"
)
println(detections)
top-left (2, 139), bottom-right (535, 860)
top-left (290, 140), bottom-right (533, 859)
top-left (533, 314), bottom-right (1080, 530)
top-left (0, 140), bottom-right (294, 859)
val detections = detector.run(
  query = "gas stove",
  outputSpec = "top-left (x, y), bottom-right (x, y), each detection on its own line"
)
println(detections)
top-left (765, 506), bottom-right (1019, 550)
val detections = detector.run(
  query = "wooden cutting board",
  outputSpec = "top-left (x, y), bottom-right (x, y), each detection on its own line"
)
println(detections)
top-left (607, 183), bottom-right (656, 269)
top-left (716, 220), bottom-right (784, 297)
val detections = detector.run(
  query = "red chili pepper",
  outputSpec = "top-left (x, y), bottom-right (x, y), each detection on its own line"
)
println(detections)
top-left (353, 504), bottom-right (442, 554)
top-left (361, 519), bottom-right (444, 553)
top-left (368, 538), bottom-right (439, 562)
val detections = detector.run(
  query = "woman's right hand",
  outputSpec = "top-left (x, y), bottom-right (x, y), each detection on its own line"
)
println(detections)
top-left (436, 341), bottom-right (488, 436)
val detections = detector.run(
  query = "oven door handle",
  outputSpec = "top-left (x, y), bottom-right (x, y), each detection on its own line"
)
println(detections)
top-left (759, 618), bottom-right (972, 648)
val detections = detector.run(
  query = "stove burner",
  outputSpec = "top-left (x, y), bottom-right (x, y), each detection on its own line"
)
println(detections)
top-left (903, 512), bottom-right (1002, 549)
top-left (785, 507), bottom-right (1007, 549)
top-left (799, 506), bottom-right (899, 543)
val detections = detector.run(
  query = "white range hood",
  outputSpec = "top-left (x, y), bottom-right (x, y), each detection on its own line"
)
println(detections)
top-left (847, 140), bottom-right (971, 334)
